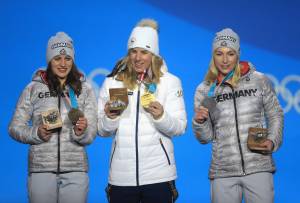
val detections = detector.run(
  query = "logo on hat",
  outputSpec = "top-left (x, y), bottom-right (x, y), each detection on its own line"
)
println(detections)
top-left (51, 42), bottom-right (73, 49)
top-left (130, 37), bottom-right (136, 45)
top-left (216, 35), bottom-right (237, 43)
top-left (60, 48), bottom-right (66, 55)
top-left (221, 41), bottom-right (227, 47)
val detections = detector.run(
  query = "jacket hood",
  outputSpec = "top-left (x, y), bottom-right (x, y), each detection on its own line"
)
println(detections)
top-left (240, 61), bottom-right (256, 78)
top-left (216, 61), bottom-right (255, 83)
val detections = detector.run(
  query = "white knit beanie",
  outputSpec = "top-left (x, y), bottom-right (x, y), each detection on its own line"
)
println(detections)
top-left (46, 32), bottom-right (74, 63)
top-left (127, 19), bottom-right (159, 56)
top-left (213, 28), bottom-right (240, 54)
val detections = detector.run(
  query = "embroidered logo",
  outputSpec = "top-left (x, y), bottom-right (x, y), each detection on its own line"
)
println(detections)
top-left (221, 41), bottom-right (227, 47)
top-left (60, 48), bottom-right (66, 55)
top-left (176, 90), bottom-right (183, 97)
top-left (130, 37), bottom-right (136, 45)
top-left (216, 35), bottom-right (237, 43)
top-left (51, 42), bottom-right (72, 49)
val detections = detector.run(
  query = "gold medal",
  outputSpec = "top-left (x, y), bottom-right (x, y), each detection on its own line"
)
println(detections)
top-left (141, 92), bottom-right (155, 108)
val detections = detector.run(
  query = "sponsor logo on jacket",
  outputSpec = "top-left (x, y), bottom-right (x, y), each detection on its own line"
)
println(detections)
top-left (38, 91), bottom-right (70, 98)
top-left (215, 88), bottom-right (257, 103)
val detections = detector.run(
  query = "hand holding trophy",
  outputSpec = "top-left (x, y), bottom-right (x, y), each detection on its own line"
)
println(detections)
top-left (247, 127), bottom-right (274, 154)
top-left (40, 108), bottom-right (63, 141)
top-left (105, 88), bottom-right (128, 119)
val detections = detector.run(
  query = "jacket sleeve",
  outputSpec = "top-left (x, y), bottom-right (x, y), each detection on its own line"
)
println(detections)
top-left (261, 75), bottom-right (284, 151)
top-left (192, 83), bottom-right (214, 144)
top-left (8, 84), bottom-right (44, 145)
top-left (152, 76), bottom-right (187, 137)
top-left (97, 78), bottom-right (120, 137)
top-left (71, 82), bottom-right (98, 145)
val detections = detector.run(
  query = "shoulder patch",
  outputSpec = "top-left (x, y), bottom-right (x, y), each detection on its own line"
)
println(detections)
top-left (176, 89), bottom-right (183, 97)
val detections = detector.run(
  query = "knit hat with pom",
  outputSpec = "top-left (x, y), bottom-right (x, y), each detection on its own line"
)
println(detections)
top-left (127, 19), bottom-right (159, 56)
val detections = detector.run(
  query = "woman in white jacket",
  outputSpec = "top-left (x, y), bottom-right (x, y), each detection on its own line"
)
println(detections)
top-left (98, 19), bottom-right (187, 203)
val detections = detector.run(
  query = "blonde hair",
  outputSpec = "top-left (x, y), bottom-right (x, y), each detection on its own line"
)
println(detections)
top-left (111, 18), bottom-right (163, 89)
top-left (114, 53), bottom-right (163, 90)
top-left (113, 18), bottom-right (162, 89)
top-left (204, 58), bottom-right (241, 87)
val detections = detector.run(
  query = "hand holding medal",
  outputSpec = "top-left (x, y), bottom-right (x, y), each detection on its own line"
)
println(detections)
top-left (145, 101), bottom-right (164, 120)
top-left (141, 82), bottom-right (164, 119)
top-left (68, 107), bottom-right (84, 125)
top-left (141, 83), bottom-right (156, 108)
top-left (68, 87), bottom-right (87, 136)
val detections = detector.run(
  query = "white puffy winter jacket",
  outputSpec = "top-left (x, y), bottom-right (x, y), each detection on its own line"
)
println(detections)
top-left (98, 71), bottom-right (187, 186)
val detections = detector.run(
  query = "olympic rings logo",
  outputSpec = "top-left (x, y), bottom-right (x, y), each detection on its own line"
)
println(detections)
top-left (266, 74), bottom-right (300, 114)
top-left (86, 68), bottom-right (110, 98)
top-left (86, 68), bottom-right (300, 114)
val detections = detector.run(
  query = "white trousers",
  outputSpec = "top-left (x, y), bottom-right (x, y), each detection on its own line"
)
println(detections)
top-left (210, 172), bottom-right (274, 203)
top-left (28, 172), bottom-right (89, 203)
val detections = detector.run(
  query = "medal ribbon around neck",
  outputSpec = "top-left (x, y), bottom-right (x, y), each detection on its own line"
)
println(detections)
top-left (145, 83), bottom-right (157, 94)
top-left (68, 87), bottom-right (78, 109)
top-left (208, 68), bottom-right (235, 97)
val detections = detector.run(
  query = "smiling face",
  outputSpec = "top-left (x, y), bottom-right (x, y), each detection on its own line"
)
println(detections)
top-left (129, 47), bottom-right (153, 74)
top-left (50, 54), bottom-right (73, 84)
top-left (213, 47), bottom-right (238, 77)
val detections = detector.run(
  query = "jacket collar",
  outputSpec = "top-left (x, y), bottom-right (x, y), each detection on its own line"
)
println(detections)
top-left (216, 61), bottom-right (251, 83)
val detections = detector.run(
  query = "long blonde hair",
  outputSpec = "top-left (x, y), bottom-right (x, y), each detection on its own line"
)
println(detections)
top-left (113, 53), bottom-right (163, 90)
top-left (204, 58), bottom-right (241, 87)
top-left (111, 18), bottom-right (163, 90)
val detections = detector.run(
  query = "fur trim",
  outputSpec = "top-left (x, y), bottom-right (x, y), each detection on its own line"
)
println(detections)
top-left (137, 19), bottom-right (159, 31)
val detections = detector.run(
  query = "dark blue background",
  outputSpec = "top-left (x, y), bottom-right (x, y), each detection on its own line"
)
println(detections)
top-left (1, 0), bottom-right (299, 202)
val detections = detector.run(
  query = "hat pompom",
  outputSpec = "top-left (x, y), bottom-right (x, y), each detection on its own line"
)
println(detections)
top-left (137, 19), bottom-right (159, 31)
top-left (128, 18), bottom-right (160, 56)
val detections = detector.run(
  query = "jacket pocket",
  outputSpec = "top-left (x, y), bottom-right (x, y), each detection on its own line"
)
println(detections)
top-left (110, 141), bottom-right (117, 168)
top-left (160, 138), bottom-right (171, 165)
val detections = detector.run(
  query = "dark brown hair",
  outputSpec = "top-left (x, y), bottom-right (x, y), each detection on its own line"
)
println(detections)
top-left (46, 63), bottom-right (82, 96)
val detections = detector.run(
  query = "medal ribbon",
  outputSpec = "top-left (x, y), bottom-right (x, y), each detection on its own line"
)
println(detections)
top-left (208, 69), bottom-right (235, 97)
top-left (69, 87), bottom-right (78, 109)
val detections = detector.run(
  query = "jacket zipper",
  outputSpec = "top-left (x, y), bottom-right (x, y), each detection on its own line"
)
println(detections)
top-left (228, 84), bottom-right (246, 175)
top-left (110, 140), bottom-right (117, 168)
top-left (159, 138), bottom-right (171, 165)
top-left (57, 94), bottom-right (61, 174)
top-left (135, 86), bottom-right (141, 186)
top-left (209, 113), bottom-right (216, 140)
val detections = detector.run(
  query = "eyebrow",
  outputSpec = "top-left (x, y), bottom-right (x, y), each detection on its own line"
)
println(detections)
top-left (215, 50), bottom-right (236, 54)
